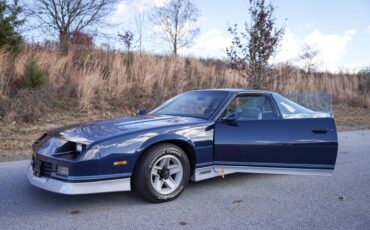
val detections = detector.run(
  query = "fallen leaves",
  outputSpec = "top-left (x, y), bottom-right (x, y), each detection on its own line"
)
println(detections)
top-left (178, 219), bottom-right (188, 225)
top-left (232, 199), bottom-right (243, 204)
top-left (70, 210), bottom-right (81, 215)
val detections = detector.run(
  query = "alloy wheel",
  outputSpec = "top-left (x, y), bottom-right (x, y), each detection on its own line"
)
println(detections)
top-left (150, 155), bottom-right (183, 195)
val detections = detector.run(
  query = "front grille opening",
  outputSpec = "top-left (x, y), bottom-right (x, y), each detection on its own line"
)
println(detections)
top-left (54, 142), bottom-right (85, 160)
top-left (32, 158), bottom-right (54, 177)
top-left (41, 162), bottom-right (53, 176)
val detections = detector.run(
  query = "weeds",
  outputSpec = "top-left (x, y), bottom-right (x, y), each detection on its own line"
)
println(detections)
top-left (2, 89), bottom-right (46, 123)
top-left (0, 45), bottom-right (369, 123)
top-left (20, 57), bottom-right (45, 89)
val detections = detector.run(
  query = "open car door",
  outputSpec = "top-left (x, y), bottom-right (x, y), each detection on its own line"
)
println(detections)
top-left (214, 93), bottom-right (338, 176)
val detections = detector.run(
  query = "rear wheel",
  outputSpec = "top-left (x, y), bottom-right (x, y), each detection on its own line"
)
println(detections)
top-left (133, 143), bottom-right (190, 203)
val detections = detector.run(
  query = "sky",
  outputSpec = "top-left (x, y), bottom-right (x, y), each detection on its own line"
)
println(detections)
top-left (27, 0), bottom-right (370, 73)
top-left (100, 0), bottom-right (370, 73)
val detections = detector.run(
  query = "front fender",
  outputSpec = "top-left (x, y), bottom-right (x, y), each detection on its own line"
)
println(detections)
top-left (96, 131), bottom-right (196, 175)
top-left (97, 123), bottom-right (214, 176)
top-left (139, 133), bottom-right (196, 153)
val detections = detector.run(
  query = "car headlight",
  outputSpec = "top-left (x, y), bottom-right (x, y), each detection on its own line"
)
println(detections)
top-left (76, 143), bottom-right (83, 152)
top-left (57, 166), bottom-right (69, 176)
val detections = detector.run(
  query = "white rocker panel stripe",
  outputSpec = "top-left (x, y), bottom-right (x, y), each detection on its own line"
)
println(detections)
top-left (192, 165), bottom-right (333, 181)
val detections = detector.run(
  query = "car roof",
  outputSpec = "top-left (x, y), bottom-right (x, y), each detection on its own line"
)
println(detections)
top-left (190, 88), bottom-right (272, 95)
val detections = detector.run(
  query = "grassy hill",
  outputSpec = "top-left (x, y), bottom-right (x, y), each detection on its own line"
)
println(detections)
top-left (0, 46), bottom-right (369, 161)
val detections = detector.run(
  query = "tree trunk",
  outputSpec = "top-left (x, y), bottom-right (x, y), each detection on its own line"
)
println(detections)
top-left (59, 31), bottom-right (69, 56)
top-left (173, 39), bottom-right (177, 56)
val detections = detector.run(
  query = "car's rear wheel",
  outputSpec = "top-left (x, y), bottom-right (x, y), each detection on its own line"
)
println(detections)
top-left (133, 143), bottom-right (190, 203)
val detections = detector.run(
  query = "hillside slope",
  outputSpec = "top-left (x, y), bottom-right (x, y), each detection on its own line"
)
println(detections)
top-left (0, 46), bottom-right (369, 161)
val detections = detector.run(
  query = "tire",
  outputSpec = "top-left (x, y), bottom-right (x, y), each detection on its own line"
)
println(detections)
top-left (133, 143), bottom-right (190, 203)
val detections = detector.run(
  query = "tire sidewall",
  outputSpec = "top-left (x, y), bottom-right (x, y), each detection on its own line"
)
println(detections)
top-left (144, 146), bottom-right (190, 201)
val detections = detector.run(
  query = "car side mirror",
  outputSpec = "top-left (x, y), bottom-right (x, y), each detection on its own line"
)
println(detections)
top-left (136, 109), bottom-right (148, 116)
top-left (221, 113), bottom-right (237, 125)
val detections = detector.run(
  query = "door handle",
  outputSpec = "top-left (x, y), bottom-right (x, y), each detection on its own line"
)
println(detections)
top-left (311, 128), bottom-right (328, 134)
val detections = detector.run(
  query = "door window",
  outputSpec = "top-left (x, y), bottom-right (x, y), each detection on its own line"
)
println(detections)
top-left (222, 95), bottom-right (278, 121)
top-left (272, 93), bottom-right (332, 119)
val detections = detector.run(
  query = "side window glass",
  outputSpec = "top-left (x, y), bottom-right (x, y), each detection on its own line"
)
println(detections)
top-left (272, 93), bottom-right (332, 119)
top-left (222, 95), bottom-right (278, 121)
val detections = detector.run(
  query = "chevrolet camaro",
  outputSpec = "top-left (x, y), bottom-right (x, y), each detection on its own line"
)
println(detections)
top-left (28, 89), bottom-right (338, 202)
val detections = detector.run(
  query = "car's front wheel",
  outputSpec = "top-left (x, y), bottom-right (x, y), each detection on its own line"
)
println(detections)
top-left (133, 143), bottom-right (190, 202)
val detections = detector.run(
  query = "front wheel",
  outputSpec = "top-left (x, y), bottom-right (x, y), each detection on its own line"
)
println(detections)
top-left (133, 144), bottom-right (190, 202)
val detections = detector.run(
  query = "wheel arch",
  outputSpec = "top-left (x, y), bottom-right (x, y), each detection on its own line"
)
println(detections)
top-left (133, 135), bottom-right (197, 178)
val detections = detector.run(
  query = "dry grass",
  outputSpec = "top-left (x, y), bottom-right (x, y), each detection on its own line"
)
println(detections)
top-left (0, 46), bottom-right (369, 161)
top-left (333, 105), bottom-right (370, 130)
top-left (0, 109), bottom-right (124, 161)
top-left (1, 46), bottom-right (369, 117)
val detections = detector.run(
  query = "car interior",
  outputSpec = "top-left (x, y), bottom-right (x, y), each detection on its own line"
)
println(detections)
top-left (222, 95), bottom-right (279, 121)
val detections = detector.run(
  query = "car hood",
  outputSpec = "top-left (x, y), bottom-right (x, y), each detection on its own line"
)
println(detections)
top-left (45, 114), bottom-right (206, 145)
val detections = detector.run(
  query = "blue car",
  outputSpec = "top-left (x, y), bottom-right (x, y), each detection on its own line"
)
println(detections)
top-left (28, 89), bottom-right (338, 202)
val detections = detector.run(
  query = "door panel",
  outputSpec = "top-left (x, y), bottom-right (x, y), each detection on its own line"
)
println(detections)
top-left (214, 118), bottom-right (338, 171)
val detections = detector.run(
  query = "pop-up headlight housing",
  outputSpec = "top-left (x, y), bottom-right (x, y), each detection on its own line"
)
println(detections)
top-left (76, 143), bottom-right (84, 153)
top-left (53, 141), bottom-right (87, 160)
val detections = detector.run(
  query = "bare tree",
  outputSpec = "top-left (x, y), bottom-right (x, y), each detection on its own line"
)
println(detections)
top-left (227, 0), bottom-right (284, 89)
top-left (300, 44), bottom-right (320, 73)
top-left (151, 0), bottom-right (200, 55)
top-left (27, 0), bottom-right (117, 55)
top-left (134, 12), bottom-right (146, 55)
top-left (118, 30), bottom-right (134, 53)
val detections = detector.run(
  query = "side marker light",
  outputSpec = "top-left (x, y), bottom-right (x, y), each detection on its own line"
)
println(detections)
top-left (114, 161), bottom-right (127, 166)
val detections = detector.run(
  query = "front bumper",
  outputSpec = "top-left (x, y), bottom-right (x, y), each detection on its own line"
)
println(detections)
top-left (27, 166), bottom-right (131, 195)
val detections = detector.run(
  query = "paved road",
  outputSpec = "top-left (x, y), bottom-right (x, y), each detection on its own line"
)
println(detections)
top-left (1, 130), bottom-right (369, 230)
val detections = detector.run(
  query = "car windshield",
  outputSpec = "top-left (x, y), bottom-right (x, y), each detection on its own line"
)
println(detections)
top-left (151, 91), bottom-right (229, 119)
top-left (272, 93), bottom-right (331, 119)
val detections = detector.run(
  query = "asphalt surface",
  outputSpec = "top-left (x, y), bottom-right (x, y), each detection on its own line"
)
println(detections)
top-left (0, 130), bottom-right (369, 230)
